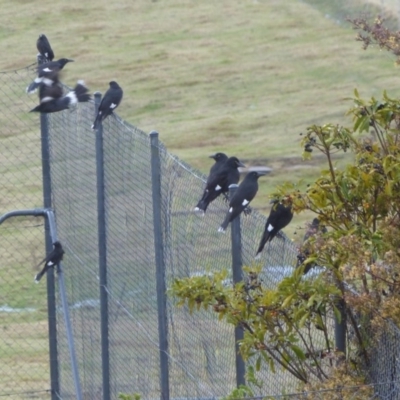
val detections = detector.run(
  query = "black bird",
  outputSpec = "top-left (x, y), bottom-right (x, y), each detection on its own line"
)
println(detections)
top-left (91, 81), bottom-right (123, 130)
top-left (296, 218), bottom-right (327, 274)
top-left (30, 80), bottom-right (91, 113)
top-left (37, 69), bottom-right (63, 102)
top-left (34, 241), bottom-right (65, 283)
top-left (218, 171), bottom-right (265, 232)
top-left (195, 155), bottom-right (244, 214)
top-left (36, 34), bottom-right (54, 64)
top-left (194, 152), bottom-right (228, 213)
top-left (255, 202), bottom-right (293, 258)
top-left (208, 152), bottom-right (229, 176)
top-left (26, 58), bottom-right (74, 94)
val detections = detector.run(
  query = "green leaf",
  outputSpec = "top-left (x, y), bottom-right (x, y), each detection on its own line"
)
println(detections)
top-left (281, 294), bottom-right (295, 309)
top-left (291, 344), bottom-right (306, 361)
top-left (299, 312), bottom-right (310, 328)
top-left (255, 355), bottom-right (262, 371)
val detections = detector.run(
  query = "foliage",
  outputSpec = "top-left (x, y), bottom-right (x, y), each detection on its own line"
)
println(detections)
top-left (171, 55), bottom-right (400, 397)
top-left (221, 384), bottom-right (254, 400)
top-left (274, 89), bottom-right (400, 362)
top-left (118, 393), bottom-right (141, 400)
top-left (349, 15), bottom-right (400, 64)
top-left (171, 265), bottom-right (341, 384)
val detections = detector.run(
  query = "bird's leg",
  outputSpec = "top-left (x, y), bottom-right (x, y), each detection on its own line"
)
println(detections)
top-left (243, 206), bottom-right (252, 216)
top-left (276, 231), bottom-right (285, 239)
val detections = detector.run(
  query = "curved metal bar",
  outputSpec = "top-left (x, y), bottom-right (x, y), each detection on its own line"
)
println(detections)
top-left (0, 208), bottom-right (47, 225)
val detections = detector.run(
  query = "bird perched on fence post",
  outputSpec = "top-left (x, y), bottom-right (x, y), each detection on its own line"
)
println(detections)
top-left (255, 202), bottom-right (293, 258)
top-left (34, 241), bottom-right (65, 283)
top-left (26, 58), bottom-right (74, 94)
top-left (91, 81), bottom-right (123, 130)
top-left (195, 155), bottom-right (245, 214)
top-left (209, 152), bottom-right (228, 173)
top-left (218, 171), bottom-right (266, 232)
top-left (36, 34), bottom-right (54, 64)
top-left (30, 80), bottom-right (91, 113)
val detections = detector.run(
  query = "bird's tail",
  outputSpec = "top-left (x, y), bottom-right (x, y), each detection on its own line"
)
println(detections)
top-left (26, 81), bottom-right (40, 94)
top-left (91, 113), bottom-right (101, 130)
top-left (256, 241), bottom-right (265, 258)
top-left (74, 81), bottom-right (91, 103)
top-left (34, 269), bottom-right (46, 283)
top-left (194, 199), bottom-right (208, 215)
top-left (255, 233), bottom-right (270, 258)
top-left (64, 81), bottom-right (91, 109)
top-left (218, 214), bottom-right (231, 233)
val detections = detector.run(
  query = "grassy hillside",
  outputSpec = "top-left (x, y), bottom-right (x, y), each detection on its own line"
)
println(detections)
top-left (2, 1), bottom-right (400, 232)
top-left (1, 0), bottom-right (400, 396)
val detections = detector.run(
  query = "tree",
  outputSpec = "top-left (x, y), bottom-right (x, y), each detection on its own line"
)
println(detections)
top-left (170, 17), bottom-right (400, 398)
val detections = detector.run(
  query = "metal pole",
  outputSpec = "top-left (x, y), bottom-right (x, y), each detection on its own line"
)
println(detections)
top-left (94, 92), bottom-right (111, 400)
top-left (0, 209), bottom-right (46, 223)
top-left (334, 298), bottom-right (346, 355)
top-left (46, 210), bottom-right (83, 400)
top-left (0, 208), bottom-right (83, 398)
top-left (149, 131), bottom-right (170, 400)
top-left (229, 184), bottom-right (246, 387)
top-left (40, 111), bottom-right (60, 400)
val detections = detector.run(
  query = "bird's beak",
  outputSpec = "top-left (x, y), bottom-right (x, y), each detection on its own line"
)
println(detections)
top-left (209, 154), bottom-right (217, 160)
top-left (67, 59), bottom-right (75, 62)
top-left (238, 161), bottom-right (246, 168)
top-left (257, 171), bottom-right (268, 176)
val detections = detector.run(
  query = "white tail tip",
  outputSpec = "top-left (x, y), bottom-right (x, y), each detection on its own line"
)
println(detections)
top-left (194, 207), bottom-right (205, 216)
top-left (255, 253), bottom-right (261, 260)
top-left (218, 227), bottom-right (225, 233)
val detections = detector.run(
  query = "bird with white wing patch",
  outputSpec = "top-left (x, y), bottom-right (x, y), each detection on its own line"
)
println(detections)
top-left (218, 171), bottom-right (266, 232)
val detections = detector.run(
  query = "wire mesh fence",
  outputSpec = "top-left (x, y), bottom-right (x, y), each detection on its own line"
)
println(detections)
top-left (0, 65), bottom-right (53, 399)
top-left (44, 93), bottom-right (310, 399)
top-left (3, 5), bottom-right (400, 393)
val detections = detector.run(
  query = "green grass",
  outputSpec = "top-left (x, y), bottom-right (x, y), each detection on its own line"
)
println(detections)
top-left (1, 0), bottom-right (400, 396)
top-left (2, 0), bottom-right (400, 236)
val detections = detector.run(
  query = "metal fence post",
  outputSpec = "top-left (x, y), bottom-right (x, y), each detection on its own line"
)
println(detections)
top-left (335, 298), bottom-right (346, 355)
top-left (149, 131), bottom-right (170, 400)
top-left (46, 210), bottom-right (83, 400)
top-left (40, 112), bottom-right (60, 400)
top-left (94, 92), bottom-right (111, 400)
top-left (229, 184), bottom-right (246, 387)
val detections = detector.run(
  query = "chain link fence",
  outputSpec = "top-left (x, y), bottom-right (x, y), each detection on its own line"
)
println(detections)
top-left (44, 91), bottom-right (315, 398)
top-left (0, 65), bottom-right (53, 399)
top-left (2, 11), bottom-right (400, 395)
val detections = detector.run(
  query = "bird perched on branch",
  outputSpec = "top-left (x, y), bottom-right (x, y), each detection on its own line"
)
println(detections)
top-left (30, 80), bottom-right (91, 113)
top-left (34, 241), bottom-right (65, 283)
top-left (218, 171), bottom-right (266, 232)
top-left (92, 81), bottom-right (123, 130)
top-left (255, 202), bottom-right (293, 258)
top-left (195, 155), bottom-right (245, 214)
top-left (26, 58), bottom-right (74, 94)
top-left (296, 218), bottom-right (326, 274)
top-left (36, 34), bottom-right (54, 64)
